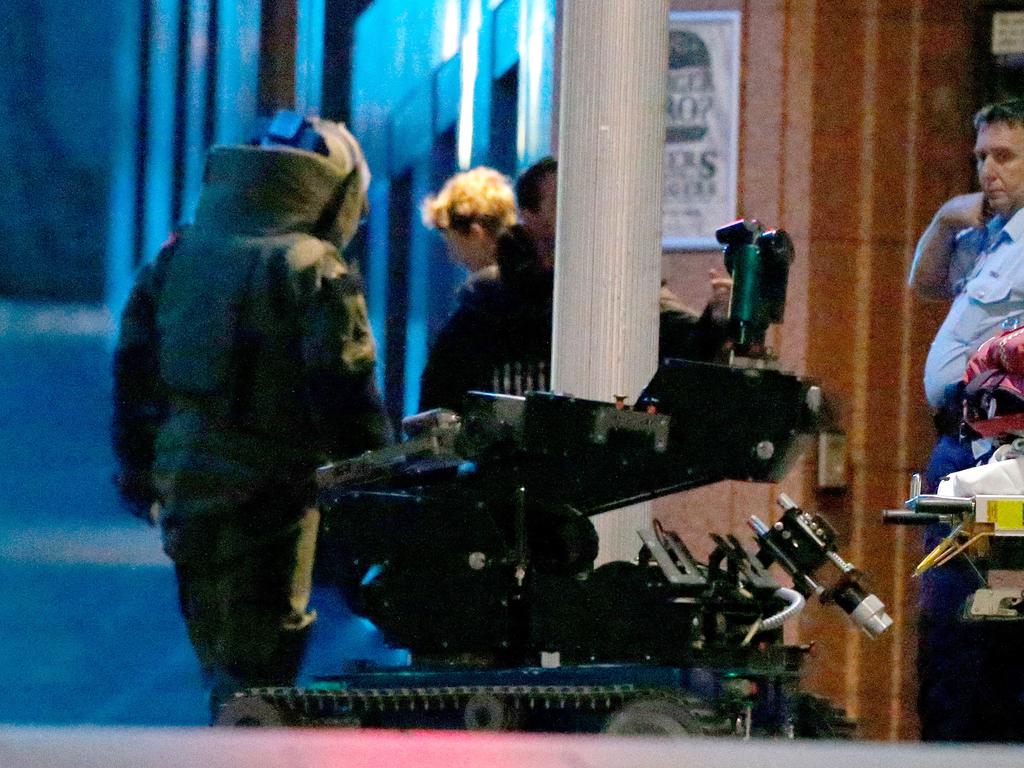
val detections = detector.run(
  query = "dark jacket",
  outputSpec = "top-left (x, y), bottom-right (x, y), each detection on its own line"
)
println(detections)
top-left (418, 225), bottom-right (726, 412)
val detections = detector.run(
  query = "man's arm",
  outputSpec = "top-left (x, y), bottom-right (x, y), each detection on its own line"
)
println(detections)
top-left (909, 192), bottom-right (985, 300)
top-left (111, 261), bottom-right (164, 522)
top-left (296, 242), bottom-right (394, 453)
top-left (658, 280), bottom-right (729, 363)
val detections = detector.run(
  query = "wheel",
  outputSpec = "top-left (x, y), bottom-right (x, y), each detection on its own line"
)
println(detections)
top-left (463, 692), bottom-right (519, 730)
top-left (215, 694), bottom-right (286, 727)
top-left (603, 696), bottom-right (728, 737)
top-left (791, 693), bottom-right (857, 739)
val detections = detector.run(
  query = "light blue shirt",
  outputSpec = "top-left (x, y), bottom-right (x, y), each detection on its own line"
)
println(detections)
top-left (923, 208), bottom-right (1024, 407)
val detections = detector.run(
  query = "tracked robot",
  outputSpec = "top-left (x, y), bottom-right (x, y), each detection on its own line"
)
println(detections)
top-left (217, 220), bottom-right (891, 737)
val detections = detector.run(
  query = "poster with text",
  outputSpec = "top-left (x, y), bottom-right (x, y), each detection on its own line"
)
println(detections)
top-left (663, 11), bottom-right (740, 250)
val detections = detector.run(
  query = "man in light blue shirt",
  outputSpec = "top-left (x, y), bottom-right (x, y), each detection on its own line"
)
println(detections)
top-left (920, 212), bottom-right (1024, 406)
top-left (912, 98), bottom-right (1024, 445)
top-left (908, 98), bottom-right (1024, 742)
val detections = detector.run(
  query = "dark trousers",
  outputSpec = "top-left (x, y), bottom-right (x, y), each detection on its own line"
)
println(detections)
top-left (917, 434), bottom-right (1024, 741)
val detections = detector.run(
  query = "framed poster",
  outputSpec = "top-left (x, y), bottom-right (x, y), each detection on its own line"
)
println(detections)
top-left (663, 11), bottom-right (741, 250)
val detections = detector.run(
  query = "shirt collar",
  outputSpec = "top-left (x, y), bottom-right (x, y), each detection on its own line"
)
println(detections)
top-left (989, 207), bottom-right (1024, 246)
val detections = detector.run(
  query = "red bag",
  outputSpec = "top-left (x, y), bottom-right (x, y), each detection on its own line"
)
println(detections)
top-left (963, 326), bottom-right (1024, 437)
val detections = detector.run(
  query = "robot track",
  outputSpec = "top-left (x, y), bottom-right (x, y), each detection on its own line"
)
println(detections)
top-left (216, 682), bottom-right (738, 735)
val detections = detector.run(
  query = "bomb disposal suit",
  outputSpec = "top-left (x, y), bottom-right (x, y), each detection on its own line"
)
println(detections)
top-left (112, 114), bottom-right (389, 713)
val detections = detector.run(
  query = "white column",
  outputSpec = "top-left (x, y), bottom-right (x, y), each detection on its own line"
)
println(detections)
top-left (552, 0), bottom-right (668, 563)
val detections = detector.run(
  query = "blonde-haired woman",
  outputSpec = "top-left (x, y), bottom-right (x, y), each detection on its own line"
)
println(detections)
top-left (422, 166), bottom-right (517, 273)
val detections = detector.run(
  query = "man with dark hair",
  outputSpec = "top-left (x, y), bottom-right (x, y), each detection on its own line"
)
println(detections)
top-left (112, 111), bottom-right (390, 718)
top-left (909, 97), bottom-right (1024, 741)
top-left (514, 156), bottom-right (558, 269)
top-left (515, 155), bottom-right (557, 212)
top-left (418, 156), bottom-right (729, 412)
top-left (912, 99), bottom-right (1024, 403)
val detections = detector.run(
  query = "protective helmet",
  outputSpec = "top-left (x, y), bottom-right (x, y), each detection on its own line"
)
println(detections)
top-left (255, 110), bottom-right (371, 247)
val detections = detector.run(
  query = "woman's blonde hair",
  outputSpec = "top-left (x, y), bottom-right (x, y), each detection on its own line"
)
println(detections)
top-left (422, 166), bottom-right (517, 234)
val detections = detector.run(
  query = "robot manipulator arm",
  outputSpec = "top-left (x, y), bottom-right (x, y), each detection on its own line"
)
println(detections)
top-left (750, 493), bottom-right (893, 638)
top-left (638, 495), bottom-right (893, 641)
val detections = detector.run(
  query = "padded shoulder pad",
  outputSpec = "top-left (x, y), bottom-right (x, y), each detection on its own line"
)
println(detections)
top-left (156, 235), bottom-right (258, 395)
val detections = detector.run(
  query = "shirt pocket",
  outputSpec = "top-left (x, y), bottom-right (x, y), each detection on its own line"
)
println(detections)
top-left (948, 228), bottom-right (985, 294)
top-left (951, 279), bottom-right (1014, 345)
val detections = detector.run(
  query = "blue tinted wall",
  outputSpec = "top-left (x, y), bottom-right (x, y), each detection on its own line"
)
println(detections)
top-left (0, 0), bottom-right (556, 427)
top-left (107, 0), bottom-right (265, 319)
top-left (351, 0), bottom-right (556, 422)
top-left (0, 2), bottom-right (128, 302)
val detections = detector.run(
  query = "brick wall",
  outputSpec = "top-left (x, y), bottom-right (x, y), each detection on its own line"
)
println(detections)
top-left (658, 0), bottom-right (979, 740)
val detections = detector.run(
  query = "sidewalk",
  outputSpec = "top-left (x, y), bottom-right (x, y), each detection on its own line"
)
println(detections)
top-left (0, 300), bottom-right (399, 725)
top-left (0, 300), bottom-right (206, 724)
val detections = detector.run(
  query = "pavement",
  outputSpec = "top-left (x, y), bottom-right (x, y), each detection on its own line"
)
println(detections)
top-left (0, 300), bottom-right (399, 726)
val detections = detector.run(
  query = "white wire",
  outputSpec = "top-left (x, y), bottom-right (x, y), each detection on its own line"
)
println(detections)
top-left (760, 587), bottom-right (806, 631)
